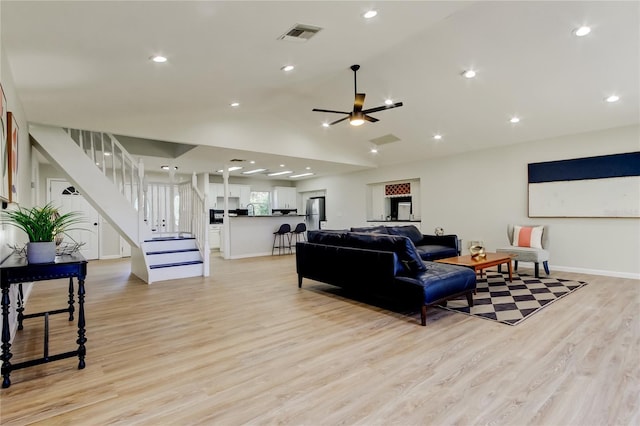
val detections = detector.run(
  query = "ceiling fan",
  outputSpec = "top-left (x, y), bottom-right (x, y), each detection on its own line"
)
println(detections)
top-left (312, 64), bottom-right (403, 126)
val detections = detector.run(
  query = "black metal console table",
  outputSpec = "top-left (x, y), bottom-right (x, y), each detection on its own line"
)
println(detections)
top-left (1, 252), bottom-right (87, 388)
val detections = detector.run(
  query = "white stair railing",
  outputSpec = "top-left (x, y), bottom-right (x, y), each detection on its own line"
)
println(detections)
top-left (62, 127), bottom-right (208, 275)
top-left (64, 129), bottom-right (142, 205)
top-left (64, 127), bottom-right (149, 242)
top-left (177, 174), bottom-right (209, 276)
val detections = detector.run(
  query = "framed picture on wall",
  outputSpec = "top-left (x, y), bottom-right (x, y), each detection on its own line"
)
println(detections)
top-left (0, 83), bottom-right (8, 202)
top-left (7, 112), bottom-right (19, 203)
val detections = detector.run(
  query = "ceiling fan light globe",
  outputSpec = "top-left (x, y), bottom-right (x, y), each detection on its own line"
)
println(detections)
top-left (350, 118), bottom-right (365, 126)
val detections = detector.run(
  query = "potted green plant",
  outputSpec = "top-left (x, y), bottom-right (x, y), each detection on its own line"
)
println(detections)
top-left (1, 202), bottom-right (85, 263)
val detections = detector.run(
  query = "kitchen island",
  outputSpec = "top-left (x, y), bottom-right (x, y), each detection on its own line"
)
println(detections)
top-left (225, 215), bottom-right (306, 259)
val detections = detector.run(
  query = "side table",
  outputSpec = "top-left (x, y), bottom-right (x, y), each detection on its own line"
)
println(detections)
top-left (1, 252), bottom-right (87, 388)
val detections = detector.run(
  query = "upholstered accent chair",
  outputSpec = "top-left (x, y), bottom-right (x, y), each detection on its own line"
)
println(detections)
top-left (496, 224), bottom-right (550, 278)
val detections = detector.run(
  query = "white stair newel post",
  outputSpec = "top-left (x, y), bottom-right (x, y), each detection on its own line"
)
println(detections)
top-left (138, 158), bottom-right (146, 243)
top-left (168, 166), bottom-right (176, 233)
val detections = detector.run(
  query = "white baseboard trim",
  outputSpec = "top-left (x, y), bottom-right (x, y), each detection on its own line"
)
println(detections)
top-left (99, 255), bottom-right (122, 260)
top-left (551, 265), bottom-right (640, 280)
top-left (510, 260), bottom-right (639, 280)
top-left (228, 251), bottom-right (295, 259)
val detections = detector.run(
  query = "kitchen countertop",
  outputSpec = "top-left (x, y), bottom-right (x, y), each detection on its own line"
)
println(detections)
top-left (230, 214), bottom-right (306, 218)
top-left (367, 219), bottom-right (421, 223)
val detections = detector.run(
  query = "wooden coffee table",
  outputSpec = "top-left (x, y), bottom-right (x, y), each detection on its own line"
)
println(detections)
top-left (435, 252), bottom-right (515, 282)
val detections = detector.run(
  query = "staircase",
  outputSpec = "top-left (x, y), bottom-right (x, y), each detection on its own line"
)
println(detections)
top-left (132, 235), bottom-right (204, 283)
top-left (29, 123), bottom-right (209, 284)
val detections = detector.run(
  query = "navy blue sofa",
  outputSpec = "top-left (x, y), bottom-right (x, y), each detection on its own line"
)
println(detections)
top-left (350, 225), bottom-right (459, 261)
top-left (296, 230), bottom-right (476, 326)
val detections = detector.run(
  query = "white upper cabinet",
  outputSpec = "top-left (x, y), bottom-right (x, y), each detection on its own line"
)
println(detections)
top-left (239, 185), bottom-right (250, 208)
top-left (273, 186), bottom-right (297, 209)
top-left (210, 183), bottom-right (251, 208)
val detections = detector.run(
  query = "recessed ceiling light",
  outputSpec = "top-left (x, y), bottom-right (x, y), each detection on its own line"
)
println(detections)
top-left (363, 10), bottom-right (377, 19)
top-left (103, 152), bottom-right (111, 156)
top-left (267, 170), bottom-right (293, 177)
top-left (573, 26), bottom-right (591, 37)
top-left (322, 122), bottom-right (330, 128)
top-left (150, 55), bottom-right (167, 63)
top-left (228, 166), bottom-right (243, 172)
top-left (305, 166), bottom-right (311, 170)
top-left (510, 117), bottom-right (520, 124)
top-left (280, 164), bottom-right (285, 167)
top-left (230, 102), bottom-right (240, 107)
top-left (605, 94), bottom-right (620, 103)
top-left (281, 65), bottom-right (295, 72)
top-left (433, 134), bottom-right (443, 140)
top-left (462, 69), bottom-right (476, 78)
top-left (384, 99), bottom-right (393, 106)
top-left (370, 148), bottom-right (378, 154)
top-left (242, 168), bottom-right (267, 175)
top-left (290, 173), bottom-right (314, 178)
top-left (161, 165), bottom-right (178, 170)
top-left (250, 160), bottom-right (256, 164)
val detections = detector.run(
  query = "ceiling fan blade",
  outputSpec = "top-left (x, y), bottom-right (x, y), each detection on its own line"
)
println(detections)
top-left (353, 93), bottom-right (366, 113)
top-left (312, 108), bottom-right (350, 114)
top-left (362, 102), bottom-right (404, 114)
top-left (364, 115), bottom-right (379, 123)
top-left (329, 116), bottom-right (350, 126)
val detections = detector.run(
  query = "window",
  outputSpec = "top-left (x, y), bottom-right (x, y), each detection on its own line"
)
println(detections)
top-left (249, 191), bottom-right (270, 215)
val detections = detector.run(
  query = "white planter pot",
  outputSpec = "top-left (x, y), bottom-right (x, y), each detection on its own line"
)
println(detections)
top-left (27, 241), bottom-right (56, 264)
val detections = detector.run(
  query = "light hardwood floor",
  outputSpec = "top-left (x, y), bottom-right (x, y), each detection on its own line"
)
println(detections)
top-left (1, 253), bottom-right (638, 425)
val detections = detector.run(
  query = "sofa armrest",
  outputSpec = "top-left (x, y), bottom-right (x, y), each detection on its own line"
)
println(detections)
top-left (420, 234), bottom-right (459, 252)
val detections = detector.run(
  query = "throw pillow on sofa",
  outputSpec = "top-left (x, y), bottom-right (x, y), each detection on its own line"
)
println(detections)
top-left (350, 225), bottom-right (389, 234)
top-left (307, 230), bottom-right (348, 245)
top-left (345, 232), bottom-right (427, 275)
top-left (385, 225), bottom-right (424, 245)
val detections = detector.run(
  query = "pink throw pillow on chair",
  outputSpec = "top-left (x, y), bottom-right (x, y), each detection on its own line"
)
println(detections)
top-left (512, 225), bottom-right (544, 249)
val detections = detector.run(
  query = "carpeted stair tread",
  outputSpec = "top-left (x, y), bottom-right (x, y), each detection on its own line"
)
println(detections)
top-left (145, 236), bottom-right (195, 242)
top-left (149, 260), bottom-right (203, 269)
top-left (146, 248), bottom-right (200, 255)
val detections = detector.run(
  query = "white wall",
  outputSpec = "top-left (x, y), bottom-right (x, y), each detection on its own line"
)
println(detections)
top-left (1, 38), bottom-right (34, 339)
top-left (296, 125), bottom-right (640, 278)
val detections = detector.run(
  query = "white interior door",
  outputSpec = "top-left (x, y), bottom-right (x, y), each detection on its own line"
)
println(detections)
top-left (49, 180), bottom-right (100, 260)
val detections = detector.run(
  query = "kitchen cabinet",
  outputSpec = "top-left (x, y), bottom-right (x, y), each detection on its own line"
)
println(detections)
top-left (273, 186), bottom-right (297, 209)
top-left (228, 184), bottom-right (240, 198)
top-left (370, 184), bottom-right (386, 220)
top-left (210, 183), bottom-right (251, 207)
top-left (239, 185), bottom-right (250, 208)
top-left (209, 224), bottom-right (222, 250)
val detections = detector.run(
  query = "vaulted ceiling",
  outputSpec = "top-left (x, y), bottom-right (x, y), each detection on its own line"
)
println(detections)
top-left (2, 1), bottom-right (638, 180)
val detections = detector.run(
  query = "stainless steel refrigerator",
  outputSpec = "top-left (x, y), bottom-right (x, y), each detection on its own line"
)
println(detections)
top-left (305, 197), bottom-right (326, 230)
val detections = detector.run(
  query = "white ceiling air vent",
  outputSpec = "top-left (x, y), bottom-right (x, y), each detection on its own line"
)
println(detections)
top-left (278, 24), bottom-right (322, 42)
top-left (370, 134), bottom-right (401, 146)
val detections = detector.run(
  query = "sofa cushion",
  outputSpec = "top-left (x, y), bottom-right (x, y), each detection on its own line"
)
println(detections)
top-left (350, 225), bottom-right (389, 234)
top-left (307, 230), bottom-right (348, 246)
top-left (415, 245), bottom-right (458, 261)
top-left (396, 262), bottom-right (476, 304)
top-left (345, 232), bottom-right (426, 274)
top-left (385, 225), bottom-right (424, 245)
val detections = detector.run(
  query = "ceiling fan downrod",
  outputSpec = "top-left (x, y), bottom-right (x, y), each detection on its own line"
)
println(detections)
top-left (351, 64), bottom-right (360, 95)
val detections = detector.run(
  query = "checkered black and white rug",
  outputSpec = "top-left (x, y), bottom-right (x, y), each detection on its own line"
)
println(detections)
top-left (440, 271), bottom-right (588, 325)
